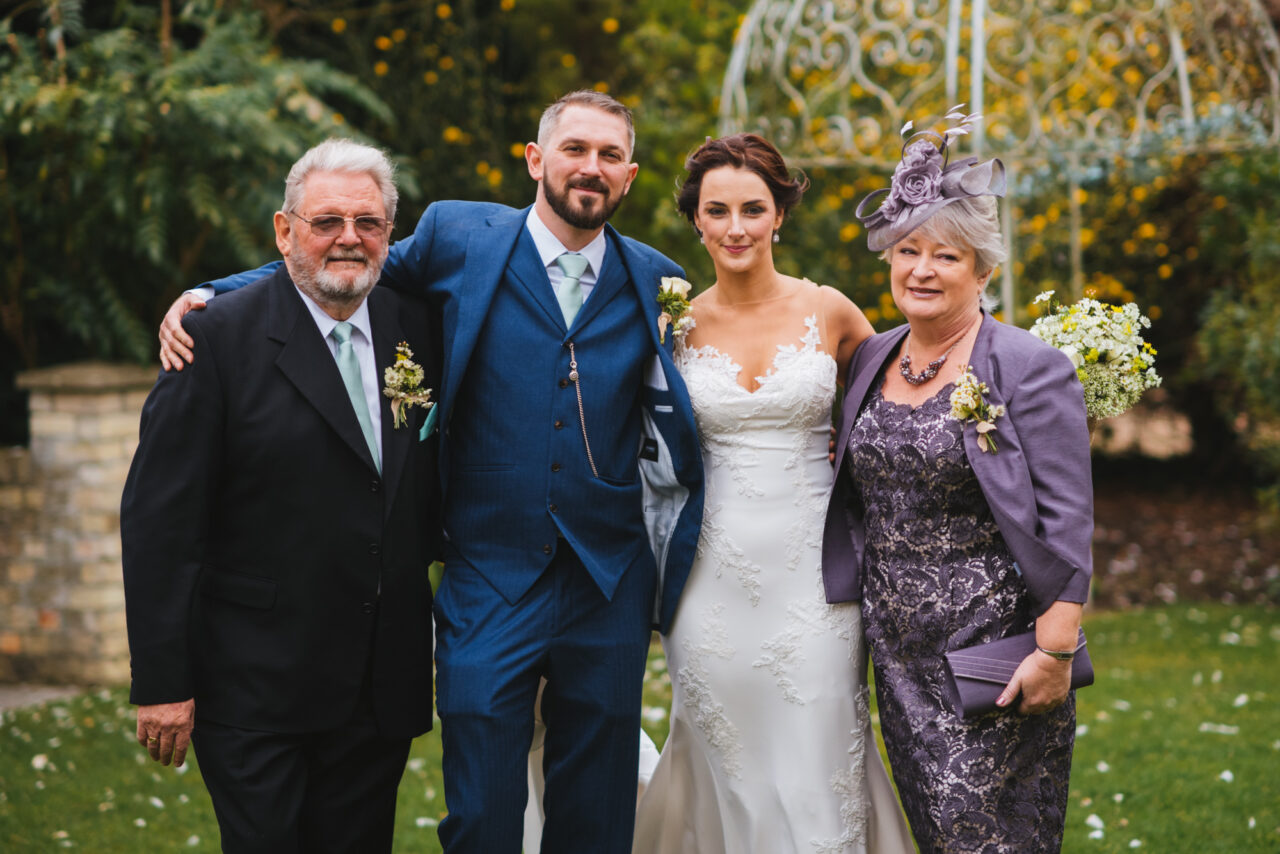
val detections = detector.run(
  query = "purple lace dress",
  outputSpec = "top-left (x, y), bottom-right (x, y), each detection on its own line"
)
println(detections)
top-left (847, 381), bottom-right (1075, 853)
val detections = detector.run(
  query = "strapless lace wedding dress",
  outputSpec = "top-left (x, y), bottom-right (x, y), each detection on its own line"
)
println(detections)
top-left (632, 316), bottom-right (913, 854)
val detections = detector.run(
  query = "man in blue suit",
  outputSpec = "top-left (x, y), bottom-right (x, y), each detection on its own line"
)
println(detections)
top-left (159, 91), bottom-right (704, 853)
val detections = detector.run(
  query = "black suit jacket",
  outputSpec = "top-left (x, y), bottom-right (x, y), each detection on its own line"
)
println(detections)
top-left (121, 267), bottom-right (442, 738)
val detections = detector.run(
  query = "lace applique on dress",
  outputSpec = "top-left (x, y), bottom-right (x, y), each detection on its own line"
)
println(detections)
top-left (635, 302), bottom-right (914, 852)
top-left (676, 603), bottom-right (743, 778)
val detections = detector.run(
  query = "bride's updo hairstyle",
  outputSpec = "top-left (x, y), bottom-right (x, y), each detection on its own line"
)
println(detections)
top-left (676, 134), bottom-right (808, 226)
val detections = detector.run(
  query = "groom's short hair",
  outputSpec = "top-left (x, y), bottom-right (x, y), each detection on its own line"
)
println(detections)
top-left (537, 90), bottom-right (635, 158)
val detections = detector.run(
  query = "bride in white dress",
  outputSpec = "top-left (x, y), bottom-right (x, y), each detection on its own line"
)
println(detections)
top-left (631, 135), bottom-right (914, 853)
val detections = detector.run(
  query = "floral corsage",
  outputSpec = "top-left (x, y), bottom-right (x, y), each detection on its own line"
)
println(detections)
top-left (657, 277), bottom-right (694, 344)
top-left (950, 365), bottom-right (1006, 453)
top-left (383, 342), bottom-right (434, 429)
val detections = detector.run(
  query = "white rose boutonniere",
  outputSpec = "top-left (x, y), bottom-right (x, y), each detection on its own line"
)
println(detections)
top-left (383, 342), bottom-right (434, 429)
top-left (657, 277), bottom-right (694, 344)
top-left (950, 365), bottom-right (1006, 453)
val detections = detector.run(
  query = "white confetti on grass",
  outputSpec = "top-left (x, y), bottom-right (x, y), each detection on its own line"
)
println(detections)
top-left (1129, 840), bottom-right (1143, 848)
top-left (134, 818), bottom-right (147, 828)
top-left (186, 835), bottom-right (200, 846)
top-left (415, 817), bottom-right (439, 828)
top-left (1233, 693), bottom-right (1249, 707)
top-left (1218, 770), bottom-right (1234, 782)
top-left (1198, 722), bottom-right (1240, 735)
top-left (1076, 724), bottom-right (1089, 737)
top-left (1113, 793), bottom-right (1125, 803)
top-left (1112, 699), bottom-right (1131, 712)
top-left (149, 796), bottom-right (164, 809)
top-left (1086, 814), bottom-right (1105, 830)
top-left (1088, 830), bottom-right (1104, 840)
top-left (1096, 761), bottom-right (1111, 773)
top-left (407, 758), bottom-right (426, 772)
top-left (31, 754), bottom-right (48, 771)
top-left (642, 706), bottom-right (667, 723)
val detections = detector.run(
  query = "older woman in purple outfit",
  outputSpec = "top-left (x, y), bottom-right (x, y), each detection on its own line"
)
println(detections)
top-left (822, 115), bottom-right (1093, 852)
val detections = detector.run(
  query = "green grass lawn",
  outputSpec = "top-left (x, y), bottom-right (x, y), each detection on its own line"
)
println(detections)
top-left (1, 603), bottom-right (1275, 852)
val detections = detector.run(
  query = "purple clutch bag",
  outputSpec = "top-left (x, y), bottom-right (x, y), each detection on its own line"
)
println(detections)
top-left (944, 627), bottom-right (1093, 719)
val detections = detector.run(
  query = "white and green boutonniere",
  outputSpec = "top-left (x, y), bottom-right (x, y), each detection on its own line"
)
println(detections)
top-left (383, 342), bottom-right (434, 429)
top-left (950, 365), bottom-right (1006, 453)
top-left (657, 277), bottom-right (694, 344)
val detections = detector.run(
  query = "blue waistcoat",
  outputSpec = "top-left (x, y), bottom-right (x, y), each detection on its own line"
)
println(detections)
top-left (443, 227), bottom-right (654, 604)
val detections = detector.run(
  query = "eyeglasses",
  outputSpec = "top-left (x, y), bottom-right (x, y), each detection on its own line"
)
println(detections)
top-left (289, 212), bottom-right (391, 238)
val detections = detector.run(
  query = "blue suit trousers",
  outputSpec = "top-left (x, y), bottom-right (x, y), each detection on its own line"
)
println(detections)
top-left (434, 544), bottom-right (655, 854)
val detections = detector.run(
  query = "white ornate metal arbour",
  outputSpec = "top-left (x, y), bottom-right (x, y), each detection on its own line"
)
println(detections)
top-left (719, 0), bottom-right (1280, 317)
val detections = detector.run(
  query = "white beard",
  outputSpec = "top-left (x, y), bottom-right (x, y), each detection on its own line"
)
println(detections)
top-left (289, 246), bottom-right (383, 310)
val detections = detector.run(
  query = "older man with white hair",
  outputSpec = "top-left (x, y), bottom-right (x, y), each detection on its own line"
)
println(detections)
top-left (121, 138), bottom-right (443, 853)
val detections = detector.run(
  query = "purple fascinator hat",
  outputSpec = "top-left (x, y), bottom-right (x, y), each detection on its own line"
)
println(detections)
top-left (855, 107), bottom-right (1006, 252)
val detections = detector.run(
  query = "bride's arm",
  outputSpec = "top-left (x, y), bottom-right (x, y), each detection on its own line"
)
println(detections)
top-left (820, 286), bottom-right (874, 387)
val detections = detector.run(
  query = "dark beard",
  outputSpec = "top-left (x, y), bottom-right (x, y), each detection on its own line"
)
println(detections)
top-left (543, 177), bottom-right (624, 231)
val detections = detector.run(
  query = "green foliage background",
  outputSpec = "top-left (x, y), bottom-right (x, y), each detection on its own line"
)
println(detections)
top-left (4, 0), bottom-right (1280, 482)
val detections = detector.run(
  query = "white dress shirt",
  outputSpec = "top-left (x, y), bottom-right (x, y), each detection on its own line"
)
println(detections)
top-left (294, 286), bottom-right (383, 462)
top-left (525, 208), bottom-right (608, 303)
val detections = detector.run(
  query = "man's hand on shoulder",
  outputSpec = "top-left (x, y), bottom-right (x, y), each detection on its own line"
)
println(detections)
top-left (159, 293), bottom-right (207, 372)
top-left (136, 698), bottom-right (196, 767)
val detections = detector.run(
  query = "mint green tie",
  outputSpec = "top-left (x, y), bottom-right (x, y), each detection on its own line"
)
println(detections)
top-left (331, 322), bottom-right (380, 473)
top-left (555, 252), bottom-right (589, 328)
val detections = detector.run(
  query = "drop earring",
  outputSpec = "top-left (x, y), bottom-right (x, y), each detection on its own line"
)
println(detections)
top-left (772, 230), bottom-right (780, 244)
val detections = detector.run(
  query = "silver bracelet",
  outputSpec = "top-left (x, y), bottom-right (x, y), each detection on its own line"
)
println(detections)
top-left (1036, 644), bottom-right (1076, 661)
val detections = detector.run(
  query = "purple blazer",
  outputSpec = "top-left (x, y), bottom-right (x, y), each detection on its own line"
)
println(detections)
top-left (822, 311), bottom-right (1093, 616)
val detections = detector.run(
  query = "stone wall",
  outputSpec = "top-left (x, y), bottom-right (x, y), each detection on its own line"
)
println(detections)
top-left (0, 362), bottom-right (156, 684)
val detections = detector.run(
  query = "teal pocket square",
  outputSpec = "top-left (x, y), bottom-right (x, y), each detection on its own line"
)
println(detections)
top-left (419, 405), bottom-right (439, 442)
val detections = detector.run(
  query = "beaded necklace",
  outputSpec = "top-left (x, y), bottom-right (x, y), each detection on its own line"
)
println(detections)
top-left (898, 334), bottom-right (962, 386)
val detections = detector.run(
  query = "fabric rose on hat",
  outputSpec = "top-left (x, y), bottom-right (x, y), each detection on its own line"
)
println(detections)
top-left (890, 140), bottom-right (944, 207)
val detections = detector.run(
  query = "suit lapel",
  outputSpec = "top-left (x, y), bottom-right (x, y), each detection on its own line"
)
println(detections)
top-left (505, 226), bottom-right (568, 332)
top-left (615, 228), bottom-right (668, 354)
top-left (268, 270), bottom-right (380, 473)
top-left (571, 230), bottom-right (629, 332)
top-left (960, 311), bottom-right (1015, 480)
top-left (369, 289), bottom-right (410, 514)
top-left (443, 208), bottom-right (525, 422)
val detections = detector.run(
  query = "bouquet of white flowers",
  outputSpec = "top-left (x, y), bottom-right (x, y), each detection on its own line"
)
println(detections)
top-left (1028, 290), bottom-right (1161, 420)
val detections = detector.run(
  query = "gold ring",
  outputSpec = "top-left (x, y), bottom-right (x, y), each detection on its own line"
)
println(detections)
top-left (147, 736), bottom-right (158, 743)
